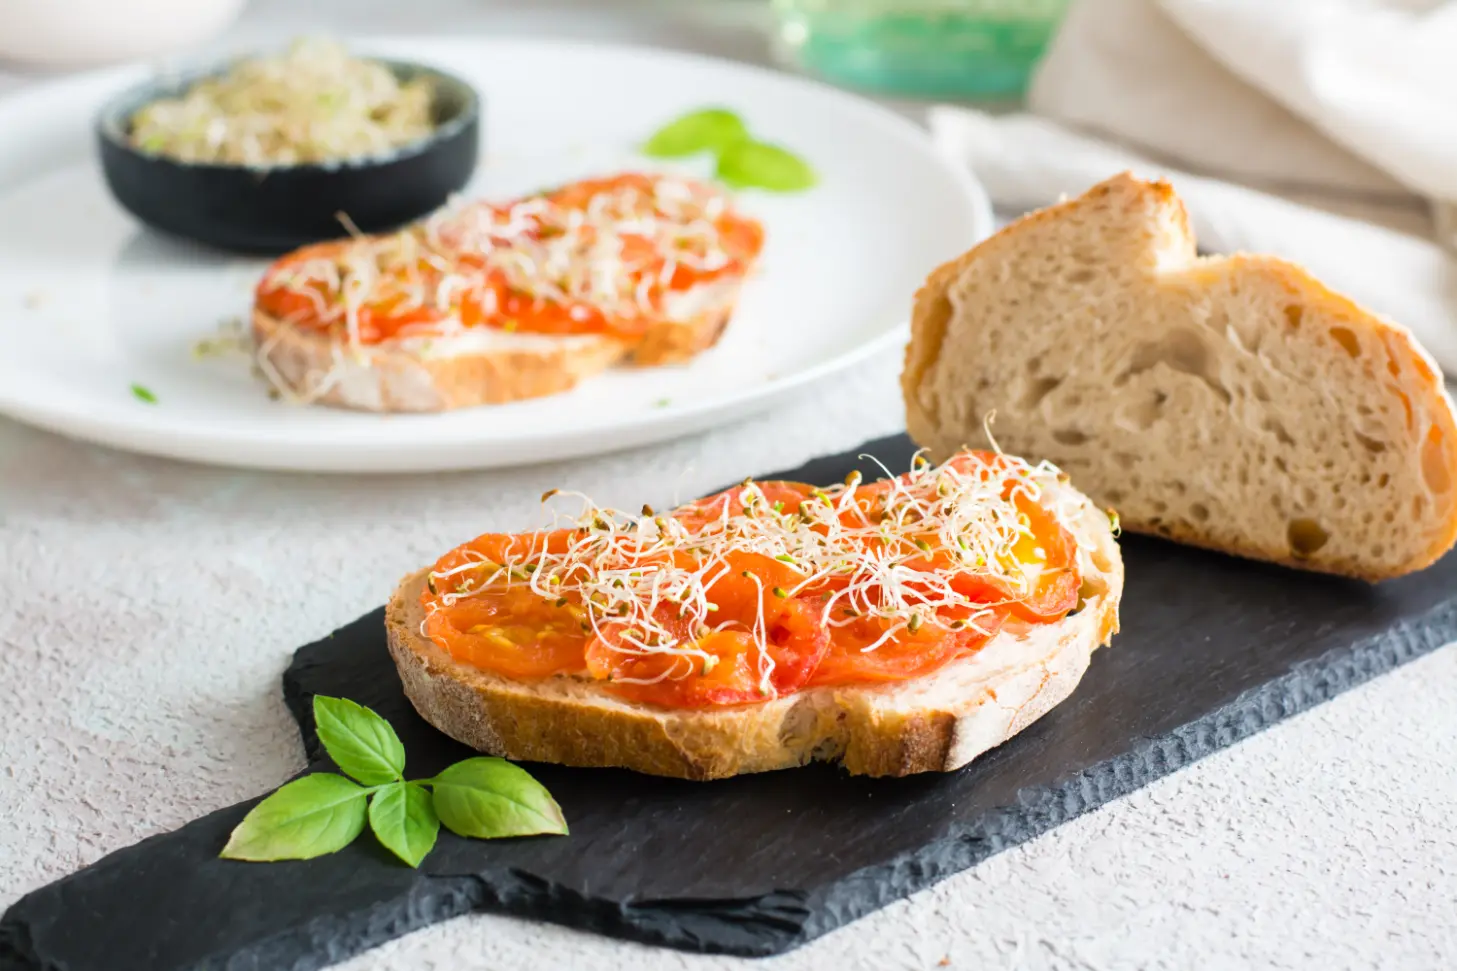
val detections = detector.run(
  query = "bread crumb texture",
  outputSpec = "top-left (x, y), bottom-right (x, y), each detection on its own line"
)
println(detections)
top-left (903, 173), bottom-right (1457, 580)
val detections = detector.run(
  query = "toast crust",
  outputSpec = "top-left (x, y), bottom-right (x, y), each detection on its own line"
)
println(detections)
top-left (385, 486), bottom-right (1122, 780)
top-left (903, 172), bottom-right (1457, 582)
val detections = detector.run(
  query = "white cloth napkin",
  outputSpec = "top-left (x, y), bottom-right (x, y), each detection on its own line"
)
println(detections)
top-left (927, 0), bottom-right (1457, 375)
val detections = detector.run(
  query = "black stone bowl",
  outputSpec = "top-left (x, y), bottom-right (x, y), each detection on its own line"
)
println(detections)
top-left (96, 60), bottom-right (480, 254)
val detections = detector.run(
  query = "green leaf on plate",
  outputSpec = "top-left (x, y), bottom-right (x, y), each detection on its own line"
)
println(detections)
top-left (643, 108), bottom-right (748, 158)
top-left (430, 758), bottom-right (568, 838)
top-left (220, 773), bottom-right (368, 862)
top-left (130, 383), bottom-right (158, 404)
top-left (716, 140), bottom-right (817, 192)
top-left (313, 695), bottom-right (406, 785)
top-left (368, 781), bottom-right (439, 867)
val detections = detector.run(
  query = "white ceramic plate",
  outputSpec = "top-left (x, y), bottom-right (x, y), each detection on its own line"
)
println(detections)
top-left (0, 37), bottom-right (992, 472)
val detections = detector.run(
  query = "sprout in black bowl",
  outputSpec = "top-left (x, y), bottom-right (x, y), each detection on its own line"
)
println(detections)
top-left (96, 58), bottom-right (480, 254)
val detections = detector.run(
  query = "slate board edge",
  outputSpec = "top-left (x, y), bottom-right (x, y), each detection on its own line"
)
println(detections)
top-left (260, 592), bottom-right (1457, 962)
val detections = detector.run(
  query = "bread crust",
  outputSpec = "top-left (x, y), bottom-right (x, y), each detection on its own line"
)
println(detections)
top-left (385, 486), bottom-right (1122, 780)
top-left (252, 300), bottom-right (736, 413)
top-left (903, 172), bottom-right (1457, 582)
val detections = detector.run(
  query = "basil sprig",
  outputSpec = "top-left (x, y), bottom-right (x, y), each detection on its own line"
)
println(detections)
top-left (221, 696), bottom-right (566, 867)
top-left (643, 107), bottom-right (748, 159)
top-left (642, 107), bottom-right (817, 193)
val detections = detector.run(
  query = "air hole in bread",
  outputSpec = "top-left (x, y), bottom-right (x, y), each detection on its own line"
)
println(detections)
top-left (1021, 376), bottom-right (1063, 409)
top-left (1388, 357), bottom-right (1401, 377)
top-left (1170, 480), bottom-right (1187, 497)
top-left (1106, 489), bottom-right (1125, 505)
top-left (1372, 543), bottom-right (1385, 557)
top-left (1273, 456), bottom-right (1289, 474)
top-left (1414, 495), bottom-right (1426, 519)
top-left (1263, 417), bottom-right (1295, 446)
top-left (1190, 502), bottom-right (1210, 522)
top-left (1150, 498), bottom-right (1168, 515)
top-left (1253, 382), bottom-right (1270, 403)
top-left (1067, 268), bottom-right (1095, 284)
top-left (1027, 354), bottom-right (1043, 374)
top-left (1118, 328), bottom-right (1232, 405)
top-left (1300, 484), bottom-right (1318, 507)
top-left (1329, 326), bottom-right (1360, 358)
top-left (1052, 428), bottom-right (1089, 446)
top-left (1378, 473), bottom-right (1391, 488)
top-left (1284, 305), bottom-right (1303, 329)
top-left (1114, 452), bottom-right (1137, 467)
top-left (1422, 426), bottom-right (1452, 494)
top-left (1383, 509), bottom-right (1396, 524)
top-left (1355, 432), bottom-right (1387, 454)
top-left (1396, 389), bottom-right (1414, 429)
top-left (1287, 518), bottom-right (1329, 558)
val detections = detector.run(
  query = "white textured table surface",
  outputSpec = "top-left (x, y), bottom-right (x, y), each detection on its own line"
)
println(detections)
top-left (3, 3), bottom-right (1457, 969)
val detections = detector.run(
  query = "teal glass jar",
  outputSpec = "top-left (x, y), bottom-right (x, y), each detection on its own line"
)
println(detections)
top-left (772, 0), bottom-right (1070, 101)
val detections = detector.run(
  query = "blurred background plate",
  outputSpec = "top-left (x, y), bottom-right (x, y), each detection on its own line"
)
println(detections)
top-left (0, 35), bottom-right (992, 472)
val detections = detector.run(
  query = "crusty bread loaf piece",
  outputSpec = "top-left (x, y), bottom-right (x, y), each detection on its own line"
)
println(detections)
top-left (903, 173), bottom-right (1457, 581)
top-left (252, 301), bottom-right (734, 413)
top-left (386, 480), bottom-right (1122, 780)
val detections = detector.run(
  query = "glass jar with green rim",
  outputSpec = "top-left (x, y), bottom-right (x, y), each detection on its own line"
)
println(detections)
top-left (772, 0), bottom-right (1070, 101)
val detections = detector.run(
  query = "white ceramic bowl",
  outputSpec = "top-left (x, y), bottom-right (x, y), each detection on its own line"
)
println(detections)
top-left (0, 0), bottom-right (246, 68)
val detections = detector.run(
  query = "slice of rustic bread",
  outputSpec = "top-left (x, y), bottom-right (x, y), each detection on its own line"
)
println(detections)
top-left (387, 479), bottom-right (1122, 780)
top-left (903, 172), bottom-right (1457, 580)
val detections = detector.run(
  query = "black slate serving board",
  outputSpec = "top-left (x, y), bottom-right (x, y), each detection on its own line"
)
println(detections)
top-left (4, 433), bottom-right (1456, 971)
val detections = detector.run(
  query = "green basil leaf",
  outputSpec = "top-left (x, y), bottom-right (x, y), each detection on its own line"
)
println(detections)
top-left (313, 695), bottom-right (405, 785)
top-left (430, 758), bottom-right (568, 838)
top-left (220, 773), bottom-right (368, 862)
top-left (716, 140), bottom-right (817, 192)
top-left (368, 781), bottom-right (439, 868)
top-left (643, 108), bottom-right (748, 158)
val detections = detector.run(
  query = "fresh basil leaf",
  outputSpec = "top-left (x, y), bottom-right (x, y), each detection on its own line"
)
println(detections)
top-left (430, 758), bottom-right (568, 838)
top-left (368, 781), bottom-right (439, 868)
top-left (643, 108), bottom-right (748, 158)
top-left (313, 695), bottom-right (406, 785)
top-left (220, 773), bottom-right (368, 862)
top-left (716, 140), bottom-right (817, 192)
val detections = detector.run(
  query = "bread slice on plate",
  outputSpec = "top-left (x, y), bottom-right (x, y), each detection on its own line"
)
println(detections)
top-left (251, 171), bottom-right (761, 412)
top-left (904, 172), bottom-right (1457, 581)
top-left (386, 474), bottom-right (1122, 780)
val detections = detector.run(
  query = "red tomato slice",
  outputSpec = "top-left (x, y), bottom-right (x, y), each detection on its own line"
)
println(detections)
top-left (674, 481), bottom-right (815, 531)
top-left (583, 550), bottom-right (829, 708)
top-left (256, 238), bottom-right (450, 341)
top-left (425, 529), bottom-right (576, 588)
top-left (943, 494), bottom-right (1080, 621)
top-left (424, 585), bottom-right (588, 679)
top-left (586, 593), bottom-right (828, 708)
top-left (806, 606), bottom-right (1006, 686)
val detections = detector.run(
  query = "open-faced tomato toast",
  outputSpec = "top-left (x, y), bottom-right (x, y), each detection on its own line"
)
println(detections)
top-left (252, 172), bottom-right (763, 411)
top-left (387, 448), bottom-right (1124, 779)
